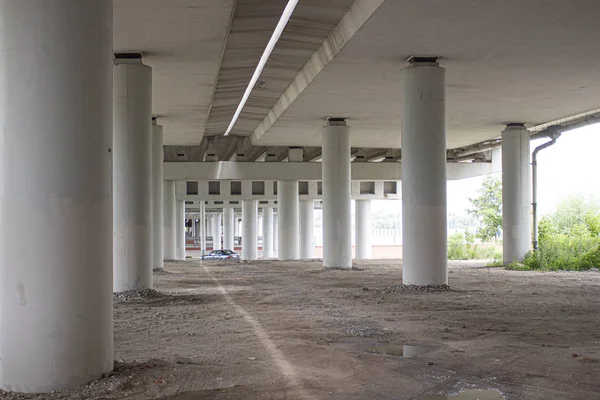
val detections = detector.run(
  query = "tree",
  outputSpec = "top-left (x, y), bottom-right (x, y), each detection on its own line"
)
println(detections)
top-left (549, 195), bottom-right (599, 235)
top-left (468, 175), bottom-right (502, 242)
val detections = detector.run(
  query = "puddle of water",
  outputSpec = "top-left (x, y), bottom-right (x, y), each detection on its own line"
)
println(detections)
top-left (368, 344), bottom-right (430, 358)
top-left (417, 389), bottom-right (504, 400)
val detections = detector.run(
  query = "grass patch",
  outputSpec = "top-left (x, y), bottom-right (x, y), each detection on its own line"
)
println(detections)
top-left (447, 232), bottom-right (502, 260)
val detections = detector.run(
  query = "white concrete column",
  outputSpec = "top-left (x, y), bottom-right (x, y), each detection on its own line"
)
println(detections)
top-left (213, 213), bottom-right (222, 250)
top-left (152, 124), bottom-right (164, 270)
top-left (502, 123), bottom-right (531, 264)
top-left (262, 206), bottom-right (274, 258)
top-left (113, 56), bottom-right (153, 291)
top-left (277, 181), bottom-right (300, 260)
top-left (163, 181), bottom-right (177, 260)
top-left (176, 200), bottom-right (186, 260)
top-left (401, 57), bottom-right (447, 286)
top-left (199, 202), bottom-right (207, 255)
top-left (300, 200), bottom-right (315, 259)
top-left (274, 211), bottom-right (279, 257)
top-left (223, 206), bottom-right (235, 250)
top-left (0, 1), bottom-right (113, 392)
top-left (355, 200), bottom-right (373, 260)
top-left (234, 214), bottom-right (241, 241)
top-left (242, 200), bottom-right (258, 260)
top-left (207, 214), bottom-right (213, 248)
top-left (322, 119), bottom-right (352, 268)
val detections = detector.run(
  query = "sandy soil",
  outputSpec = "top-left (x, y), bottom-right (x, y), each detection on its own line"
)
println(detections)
top-left (2, 259), bottom-right (600, 400)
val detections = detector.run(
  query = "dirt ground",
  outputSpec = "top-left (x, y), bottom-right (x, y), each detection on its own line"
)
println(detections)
top-left (3, 259), bottom-right (600, 400)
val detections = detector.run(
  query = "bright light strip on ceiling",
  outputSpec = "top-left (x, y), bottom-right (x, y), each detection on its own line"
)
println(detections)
top-left (223, 0), bottom-right (300, 136)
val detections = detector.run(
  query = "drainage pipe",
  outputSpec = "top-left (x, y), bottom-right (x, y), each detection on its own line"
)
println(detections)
top-left (531, 135), bottom-right (560, 250)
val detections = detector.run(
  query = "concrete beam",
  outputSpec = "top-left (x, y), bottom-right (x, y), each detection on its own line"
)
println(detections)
top-left (250, 0), bottom-right (386, 144)
top-left (164, 160), bottom-right (499, 182)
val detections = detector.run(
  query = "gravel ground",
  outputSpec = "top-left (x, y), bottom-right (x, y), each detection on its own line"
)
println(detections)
top-left (2, 259), bottom-right (600, 399)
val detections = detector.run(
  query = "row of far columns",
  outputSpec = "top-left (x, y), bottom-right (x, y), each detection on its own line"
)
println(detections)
top-left (176, 197), bottom-right (374, 260)
top-left (0, 1), bottom-right (531, 392)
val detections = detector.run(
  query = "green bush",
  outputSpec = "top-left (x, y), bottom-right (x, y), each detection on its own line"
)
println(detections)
top-left (447, 232), bottom-right (502, 260)
top-left (518, 197), bottom-right (600, 271)
top-left (506, 262), bottom-right (532, 271)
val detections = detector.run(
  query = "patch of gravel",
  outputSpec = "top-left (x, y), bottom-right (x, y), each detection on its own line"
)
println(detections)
top-left (0, 359), bottom-right (171, 400)
top-left (113, 289), bottom-right (168, 304)
top-left (379, 284), bottom-right (452, 293)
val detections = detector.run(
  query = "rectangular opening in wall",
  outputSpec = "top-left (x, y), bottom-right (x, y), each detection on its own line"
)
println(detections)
top-left (185, 201), bottom-right (193, 205)
top-left (273, 181), bottom-right (278, 196)
top-left (186, 181), bottom-right (199, 195)
top-left (230, 181), bottom-right (242, 195)
top-left (299, 181), bottom-right (309, 195)
top-left (317, 181), bottom-right (323, 195)
top-left (252, 181), bottom-right (265, 195)
top-left (208, 181), bottom-right (220, 195)
top-left (259, 200), bottom-right (269, 204)
top-left (214, 201), bottom-right (224, 205)
top-left (360, 181), bottom-right (375, 195)
top-left (384, 181), bottom-right (397, 195)
top-left (229, 201), bottom-right (239, 205)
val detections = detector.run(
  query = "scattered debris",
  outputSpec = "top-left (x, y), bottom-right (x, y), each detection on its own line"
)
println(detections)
top-left (379, 284), bottom-right (452, 293)
top-left (113, 289), bottom-right (167, 304)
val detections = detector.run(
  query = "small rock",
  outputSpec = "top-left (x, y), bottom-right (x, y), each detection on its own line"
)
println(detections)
top-left (246, 357), bottom-right (257, 361)
top-left (591, 268), bottom-right (599, 272)
top-left (427, 361), bottom-right (434, 366)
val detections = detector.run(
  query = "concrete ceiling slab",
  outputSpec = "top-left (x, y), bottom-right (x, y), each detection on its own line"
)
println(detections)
top-left (204, 0), bottom-right (355, 137)
top-left (114, 0), bottom-right (235, 145)
top-left (253, 0), bottom-right (600, 149)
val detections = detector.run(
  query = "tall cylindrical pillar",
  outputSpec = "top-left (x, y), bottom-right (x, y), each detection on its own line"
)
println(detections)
top-left (242, 200), bottom-right (258, 260)
top-left (273, 211), bottom-right (279, 257)
top-left (502, 123), bottom-right (531, 264)
top-left (401, 58), bottom-right (447, 286)
top-left (152, 124), bottom-right (164, 270)
top-left (262, 207), bottom-right (274, 258)
top-left (113, 57), bottom-right (153, 291)
top-left (355, 200), bottom-right (373, 260)
top-left (223, 207), bottom-right (235, 250)
top-left (213, 213), bottom-right (222, 250)
top-left (163, 181), bottom-right (177, 260)
top-left (300, 200), bottom-right (315, 259)
top-left (199, 202), bottom-right (207, 255)
top-left (0, 1), bottom-right (113, 392)
top-left (277, 181), bottom-right (300, 260)
top-left (322, 119), bottom-right (352, 268)
top-left (176, 200), bottom-right (186, 260)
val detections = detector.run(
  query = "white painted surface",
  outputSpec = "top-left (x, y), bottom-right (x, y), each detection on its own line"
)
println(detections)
top-left (164, 160), bottom-right (498, 182)
top-left (322, 122), bottom-right (352, 269)
top-left (242, 200), bottom-right (258, 260)
top-left (262, 207), bottom-right (274, 258)
top-left (502, 125), bottom-right (531, 263)
top-left (163, 181), bottom-right (177, 260)
top-left (113, 60), bottom-right (153, 291)
top-left (401, 62), bottom-right (447, 286)
top-left (274, 211), bottom-right (279, 257)
top-left (199, 201), bottom-right (207, 254)
top-left (0, 0), bottom-right (113, 392)
top-left (114, 0), bottom-right (235, 145)
top-left (223, 207), bottom-right (235, 250)
top-left (355, 200), bottom-right (372, 260)
top-left (213, 213), bottom-right (222, 250)
top-left (152, 124), bottom-right (164, 270)
top-left (176, 200), bottom-right (186, 260)
top-left (277, 181), bottom-right (300, 260)
top-left (300, 200), bottom-right (315, 259)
